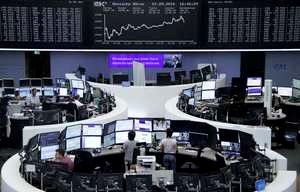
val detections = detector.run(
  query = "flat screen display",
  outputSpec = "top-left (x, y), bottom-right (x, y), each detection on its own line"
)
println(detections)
top-left (42, 79), bottom-right (53, 87)
top-left (135, 131), bottom-right (152, 144)
top-left (66, 137), bottom-right (81, 152)
top-left (221, 141), bottom-right (240, 156)
top-left (172, 132), bottom-right (189, 144)
top-left (194, 91), bottom-right (202, 102)
top-left (201, 90), bottom-right (215, 100)
top-left (41, 145), bottom-right (59, 160)
top-left (82, 136), bottom-right (102, 148)
top-left (292, 79), bottom-right (300, 89)
top-left (71, 79), bottom-right (84, 89)
top-left (3, 80), bottom-right (14, 87)
top-left (66, 124), bottom-right (82, 139)
top-left (40, 132), bottom-right (60, 147)
top-left (247, 77), bottom-right (262, 87)
top-left (189, 132), bottom-right (208, 147)
top-left (31, 79), bottom-right (42, 87)
top-left (247, 87), bottom-right (262, 96)
top-left (153, 132), bottom-right (166, 141)
top-left (293, 88), bottom-right (300, 98)
top-left (115, 131), bottom-right (129, 144)
top-left (183, 88), bottom-right (193, 97)
top-left (58, 88), bottom-right (68, 96)
top-left (103, 122), bottom-right (115, 135)
top-left (82, 124), bottom-right (103, 136)
top-left (115, 119), bottom-right (133, 132)
top-left (103, 133), bottom-right (116, 147)
top-left (278, 87), bottom-right (292, 97)
top-left (153, 120), bottom-right (170, 131)
top-left (163, 54), bottom-right (182, 68)
top-left (19, 88), bottom-right (31, 97)
top-left (202, 81), bottom-right (216, 90)
top-left (109, 53), bottom-right (164, 68)
top-left (134, 119), bottom-right (152, 132)
top-left (43, 87), bottom-right (54, 96)
top-left (72, 88), bottom-right (84, 98)
top-left (56, 78), bottom-right (67, 88)
top-left (4, 88), bottom-right (15, 96)
top-left (20, 79), bottom-right (30, 87)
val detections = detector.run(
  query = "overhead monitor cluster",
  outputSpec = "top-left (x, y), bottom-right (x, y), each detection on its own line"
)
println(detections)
top-left (1, 0), bottom-right (300, 49)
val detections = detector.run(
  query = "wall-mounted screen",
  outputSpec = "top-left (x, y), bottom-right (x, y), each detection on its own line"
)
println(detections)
top-left (153, 120), bottom-right (170, 131)
top-left (109, 54), bottom-right (164, 68)
top-left (163, 54), bottom-right (182, 68)
top-left (134, 119), bottom-right (152, 132)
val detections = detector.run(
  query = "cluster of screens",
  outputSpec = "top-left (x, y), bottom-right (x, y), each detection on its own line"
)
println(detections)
top-left (292, 78), bottom-right (300, 98)
top-left (219, 129), bottom-right (241, 157)
top-left (246, 77), bottom-right (262, 96)
top-left (182, 80), bottom-right (216, 104)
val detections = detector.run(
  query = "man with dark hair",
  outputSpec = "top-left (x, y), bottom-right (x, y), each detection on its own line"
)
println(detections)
top-left (55, 148), bottom-right (74, 171)
top-left (26, 88), bottom-right (41, 106)
top-left (123, 130), bottom-right (136, 171)
top-left (160, 128), bottom-right (177, 171)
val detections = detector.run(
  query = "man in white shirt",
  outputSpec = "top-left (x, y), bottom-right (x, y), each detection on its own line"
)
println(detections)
top-left (26, 88), bottom-right (41, 106)
top-left (123, 131), bottom-right (137, 171)
top-left (160, 128), bottom-right (177, 171)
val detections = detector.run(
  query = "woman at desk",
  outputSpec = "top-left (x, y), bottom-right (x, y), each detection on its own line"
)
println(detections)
top-left (25, 88), bottom-right (41, 106)
top-left (160, 128), bottom-right (177, 171)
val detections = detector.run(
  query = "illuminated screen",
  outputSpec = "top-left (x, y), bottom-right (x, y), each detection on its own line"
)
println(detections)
top-left (153, 120), bottom-right (170, 131)
top-left (103, 123), bottom-right (115, 135)
top-left (183, 88), bottom-right (192, 97)
top-left (58, 88), bottom-right (68, 96)
top-left (20, 79), bottom-right (30, 87)
top-left (71, 79), bottom-right (84, 89)
top-left (115, 120), bottom-right (133, 132)
top-left (66, 137), bottom-right (81, 152)
top-left (172, 132), bottom-right (189, 143)
top-left (103, 133), bottom-right (116, 147)
top-left (41, 145), bottom-right (59, 160)
top-left (66, 124), bottom-right (82, 139)
top-left (278, 87), bottom-right (292, 97)
top-left (221, 141), bottom-right (240, 155)
top-left (202, 81), bottom-right (216, 90)
top-left (43, 87), bottom-right (54, 96)
top-left (293, 88), bottom-right (300, 98)
top-left (135, 131), bottom-right (152, 143)
top-left (40, 132), bottom-right (60, 147)
top-left (109, 53), bottom-right (164, 68)
top-left (153, 132), bottom-right (166, 141)
top-left (201, 90), bottom-right (215, 100)
top-left (247, 87), bottom-right (262, 96)
top-left (163, 54), bottom-right (182, 68)
top-left (134, 119), bottom-right (152, 132)
top-left (115, 131), bottom-right (129, 144)
top-left (82, 124), bottom-right (102, 136)
top-left (19, 88), bottom-right (30, 97)
top-left (72, 88), bottom-right (84, 98)
top-left (82, 136), bottom-right (102, 148)
top-left (247, 77), bottom-right (262, 87)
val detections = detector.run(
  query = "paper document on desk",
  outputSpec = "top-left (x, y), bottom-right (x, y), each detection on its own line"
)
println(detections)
top-left (200, 147), bottom-right (217, 161)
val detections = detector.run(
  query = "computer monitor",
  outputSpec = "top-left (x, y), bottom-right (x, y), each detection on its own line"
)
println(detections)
top-left (40, 145), bottom-right (59, 160)
top-left (115, 131), bottom-right (129, 144)
top-left (66, 137), bottom-right (81, 152)
top-left (30, 79), bottom-right (42, 87)
top-left (153, 119), bottom-right (170, 131)
top-left (194, 91), bottom-right (202, 102)
top-left (172, 132), bottom-right (189, 144)
top-left (72, 88), bottom-right (84, 98)
top-left (157, 73), bottom-right (171, 86)
top-left (277, 87), bottom-right (292, 97)
top-left (190, 70), bottom-right (202, 83)
top-left (19, 79), bottom-right (30, 87)
top-left (135, 131), bottom-right (152, 144)
top-left (56, 78), bottom-right (67, 87)
top-left (247, 87), bottom-right (262, 96)
top-left (174, 71), bottom-right (186, 82)
top-left (115, 119), bottom-right (133, 132)
top-left (201, 65), bottom-right (213, 80)
top-left (189, 132), bottom-right (209, 147)
top-left (19, 87), bottom-right (31, 97)
top-left (66, 124), bottom-right (82, 139)
top-left (82, 136), bottom-right (102, 149)
top-left (202, 81), bottom-right (216, 90)
top-left (3, 79), bottom-right (14, 87)
top-left (103, 133), bottom-right (116, 147)
top-left (43, 87), bottom-right (54, 96)
top-left (201, 90), bottom-right (215, 100)
top-left (219, 129), bottom-right (239, 143)
top-left (220, 141), bottom-right (240, 156)
top-left (82, 124), bottom-right (103, 136)
top-left (247, 77), bottom-right (262, 87)
top-left (42, 78), bottom-right (53, 87)
top-left (292, 78), bottom-right (300, 89)
top-left (134, 119), bottom-right (152, 132)
top-left (58, 87), bottom-right (68, 96)
top-left (3, 88), bottom-right (15, 97)
top-left (112, 74), bottom-right (129, 85)
top-left (39, 132), bottom-right (60, 147)
top-left (182, 88), bottom-right (193, 98)
top-left (103, 122), bottom-right (115, 135)
top-left (71, 79), bottom-right (85, 89)
top-left (292, 88), bottom-right (300, 98)
top-left (152, 132), bottom-right (166, 142)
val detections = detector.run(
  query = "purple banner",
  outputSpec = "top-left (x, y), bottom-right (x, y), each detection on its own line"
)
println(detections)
top-left (109, 53), bottom-right (164, 68)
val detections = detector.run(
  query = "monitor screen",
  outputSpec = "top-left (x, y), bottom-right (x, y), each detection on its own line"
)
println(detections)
top-left (163, 54), bottom-right (182, 68)
top-left (71, 79), bottom-right (84, 89)
top-left (40, 145), bottom-right (59, 160)
top-left (20, 79), bottom-right (30, 87)
top-left (43, 78), bottom-right (53, 86)
top-left (115, 131), bottom-right (129, 144)
top-left (66, 124), bottom-right (82, 139)
top-left (153, 132), bottom-right (166, 141)
top-left (19, 88), bottom-right (31, 97)
top-left (247, 87), bottom-right (262, 96)
top-left (72, 88), bottom-right (84, 98)
top-left (153, 120), bottom-right (170, 131)
top-left (4, 88), bottom-right (15, 96)
top-left (66, 137), bottom-right (81, 152)
top-left (40, 132), bottom-right (60, 147)
top-left (82, 124), bottom-right (102, 136)
top-left (115, 119), bottom-right (133, 132)
top-left (135, 131), bottom-right (152, 144)
top-left (292, 78), bottom-right (300, 89)
top-left (189, 132), bottom-right (209, 147)
top-left (219, 129), bottom-right (239, 143)
top-left (82, 136), bottom-right (102, 149)
top-left (221, 141), bottom-right (240, 155)
top-left (134, 119), bottom-right (152, 132)
top-left (103, 133), bottom-right (116, 147)
top-left (293, 88), bottom-right (300, 98)
top-left (201, 90), bottom-right (215, 100)
top-left (31, 79), bottom-right (42, 87)
top-left (182, 88), bottom-right (193, 97)
top-left (103, 122), bottom-right (115, 135)
top-left (56, 78), bottom-right (67, 87)
top-left (3, 79), bottom-right (14, 87)
top-left (43, 87), bottom-right (54, 96)
top-left (194, 91), bottom-right (202, 102)
top-left (202, 81), bottom-right (216, 90)
top-left (247, 77), bottom-right (262, 87)
top-left (58, 87), bottom-right (68, 96)
top-left (172, 132), bottom-right (189, 144)
top-left (278, 87), bottom-right (292, 97)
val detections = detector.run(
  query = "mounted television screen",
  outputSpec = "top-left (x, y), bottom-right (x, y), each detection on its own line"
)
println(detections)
top-left (163, 54), bottom-right (182, 68)
top-left (153, 119), bottom-right (171, 131)
top-left (134, 119), bottom-right (152, 132)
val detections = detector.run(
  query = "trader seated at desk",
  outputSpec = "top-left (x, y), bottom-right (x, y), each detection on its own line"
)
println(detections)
top-left (160, 128), bottom-right (177, 171)
top-left (25, 88), bottom-right (41, 107)
top-left (54, 148), bottom-right (74, 172)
